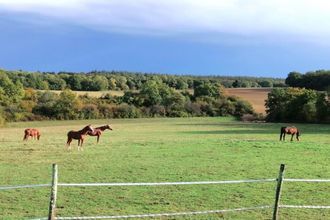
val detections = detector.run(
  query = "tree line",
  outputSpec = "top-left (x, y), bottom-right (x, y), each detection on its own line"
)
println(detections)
top-left (265, 87), bottom-right (330, 123)
top-left (2, 69), bottom-right (285, 92)
top-left (286, 70), bottom-right (330, 91)
top-left (1, 69), bottom-right (329, 124)
top-left (0, 71), bottom-right (255, 124)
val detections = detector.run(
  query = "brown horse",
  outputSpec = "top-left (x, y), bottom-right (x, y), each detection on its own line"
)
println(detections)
top-left (280, 126), bottom-right (300, 141)
top-left (87, 124), bottom-right (113, 143)
top-left (66, 125), bottom-right (94, 150)
top-left (23, 128), bottom-right (41, 141)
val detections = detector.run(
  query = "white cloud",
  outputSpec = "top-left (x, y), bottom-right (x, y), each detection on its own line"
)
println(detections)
top-left (1, 0), bottom-right (330, 42)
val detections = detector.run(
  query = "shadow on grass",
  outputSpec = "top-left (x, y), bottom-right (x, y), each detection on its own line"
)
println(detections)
top-left (182, 129), bottom-right (273, 135)
top-left (178, 123), bottom-right (330, 134)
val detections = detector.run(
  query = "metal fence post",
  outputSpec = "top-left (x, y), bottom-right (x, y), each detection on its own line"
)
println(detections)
top-left (48, 164), bottom-right (58, 220)
top-left (272, 164), bottom-right (285, 220)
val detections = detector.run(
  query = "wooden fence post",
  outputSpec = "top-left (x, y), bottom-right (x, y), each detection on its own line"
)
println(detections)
top-left (48, 164), bottom-right (58, 220)
top-left (272, 164), bottom-right (285, 220)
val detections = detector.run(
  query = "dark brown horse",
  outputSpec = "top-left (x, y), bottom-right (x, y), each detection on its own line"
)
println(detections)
top-left (280, 126), bottom-right (300, 141)
top-left (87, 124), bottom-right (113, 143)
top-left (23, 128), bottom-right (41, 141)
top-left (67, 125), bottom-right (94, 150)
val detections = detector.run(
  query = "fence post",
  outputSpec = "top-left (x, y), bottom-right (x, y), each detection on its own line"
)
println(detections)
top-left (272, 164), bottom-right (285, 220)
top-left (48, 164), bottom-right (58, 220)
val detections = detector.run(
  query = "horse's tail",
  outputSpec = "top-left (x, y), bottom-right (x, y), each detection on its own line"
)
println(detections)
top-left (297, 130), bottom-right (300, 136)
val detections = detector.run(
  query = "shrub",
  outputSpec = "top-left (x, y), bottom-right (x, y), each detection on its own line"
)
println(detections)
top-left (112, 104), bottom-right (141, 118)
top-left (80, 104), bottom-right (99, 119)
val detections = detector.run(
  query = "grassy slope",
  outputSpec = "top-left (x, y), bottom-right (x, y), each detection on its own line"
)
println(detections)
top-left (0, 117), bottom-right (329, 219)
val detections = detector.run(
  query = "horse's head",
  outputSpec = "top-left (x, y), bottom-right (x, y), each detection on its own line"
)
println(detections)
top-left (85, 124), bottom-right (94, 133)
top-left (107, 124), bottom-right (113, 130)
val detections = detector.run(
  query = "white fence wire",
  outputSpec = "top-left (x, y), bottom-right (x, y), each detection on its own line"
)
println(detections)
top-left (280, 205), bottom-right (330, 209)
top-left (284, 178), bottom-right (330, 183)
top-left (58, 178), bottom-right (276, 187)
top-left (0, 183), bottom-right (50, 190)
top-left (54, 206), bottom-right (272, 220)
top-left (1, 171), bottom-right (329, 219)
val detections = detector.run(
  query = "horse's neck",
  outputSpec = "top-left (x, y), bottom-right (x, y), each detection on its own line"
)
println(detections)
top-left (80, 127), bottom-right (91, 134)
top-left (97, 126), bottom-right (107, 131)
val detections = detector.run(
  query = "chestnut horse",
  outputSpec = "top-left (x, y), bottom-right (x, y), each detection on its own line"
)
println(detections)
top-left (87, 124), bottom-right (113, 143)
top-left (66, 125), bottom-right (94, 150)
top-left (280, 126), bottom-right (300, 141)
top-left (23, 128), bottom-right (41, 141)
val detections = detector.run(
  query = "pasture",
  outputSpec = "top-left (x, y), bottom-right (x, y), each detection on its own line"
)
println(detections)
top-left (0, 117), bottom-right (329, 219)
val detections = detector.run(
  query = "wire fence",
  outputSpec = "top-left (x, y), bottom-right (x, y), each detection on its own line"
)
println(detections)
top-left (0, 164), bottom-right (329, 220)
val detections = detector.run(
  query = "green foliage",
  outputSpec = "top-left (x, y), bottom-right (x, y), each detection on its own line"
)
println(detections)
top-left (194, 82), bottom-right (222, 98)
top-left (139, 80), bottom-right (163, 106)
top-left (285, 70), bottom-right (330, 91)
top-left (80, 104), bottom-right (99, 119)
top-left (0, 71), bottom-right (24, 106)
top-left (52, 90), bottom-right (81, 120)
top-left (0, 76), bottom-right (259, 121)
top-left (0, 68), bottom-right (285, 92)
top-left (265, 87), bottom-right (330, 123)
top-left (112, 104), bottom-right (141, 118)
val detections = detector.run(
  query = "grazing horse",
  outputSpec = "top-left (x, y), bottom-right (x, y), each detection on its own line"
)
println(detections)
top-left (280, 126), bottom-right (300, 141)
top-left (66, 125), bottom-right (94, 150)
top-left (23, 128), bottom-right (41, 141)
top-left (87, 124), bottom-right (113, 143)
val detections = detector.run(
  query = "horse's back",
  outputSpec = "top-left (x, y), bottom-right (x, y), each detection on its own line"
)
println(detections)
top-left (281, 126), bottom-right (298, 134)
top-left (67, 130), bottom-right (82, 139)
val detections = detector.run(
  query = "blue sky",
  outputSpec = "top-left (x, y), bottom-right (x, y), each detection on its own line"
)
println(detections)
top-left (1, 0), bottom-right (330, 78)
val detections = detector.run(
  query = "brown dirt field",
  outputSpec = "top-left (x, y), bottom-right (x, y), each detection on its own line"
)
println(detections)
top-left (224, 88), bottom-right (272, 114)
top-left (38, 90), bottom-right (125, 97)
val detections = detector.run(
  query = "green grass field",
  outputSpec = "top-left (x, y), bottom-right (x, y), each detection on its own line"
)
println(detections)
top-left (0, 117), bottom-right (329, 219)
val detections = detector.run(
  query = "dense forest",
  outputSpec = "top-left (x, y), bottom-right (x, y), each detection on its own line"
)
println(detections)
top-left (2, 69), bottom-right (285, 91)
top-left (0, 69), bottom-right (329, 124)
top-left (265, 87), bottom-right (330, 123)
top-left (286, 70), bottom-right (330, 91)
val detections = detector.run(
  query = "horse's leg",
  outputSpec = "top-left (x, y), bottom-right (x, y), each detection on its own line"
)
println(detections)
top-left (78, 139), bottom-right (81, 151)
top-left (291, 134), bottom-right (294, 141)
top-left (279, 132), bottom-right (283, 141)
top-left (97, 135), bottom-right (100, 143)
top-left (80, 138), bottom-right (84, 151)
top-left (296, 134), bottom-right (299, 141)
top-left (23, 134), bottom-right (27, 141)
top-left (67, 138), bottom-right (72, 150)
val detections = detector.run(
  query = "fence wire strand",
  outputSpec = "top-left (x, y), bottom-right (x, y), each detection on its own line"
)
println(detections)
top-left (284, 179), bottom-right (330, 183)
top-left (280, 205), bottom-right (330, 209)
top-left (57, 179), bottom-right (276, 187)
top-left (0, 184), bottom-right (50, 190)
top-left (2, 177), bottom-right (330, 219)
top-left (54, 206), bottom-right (272, 219)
